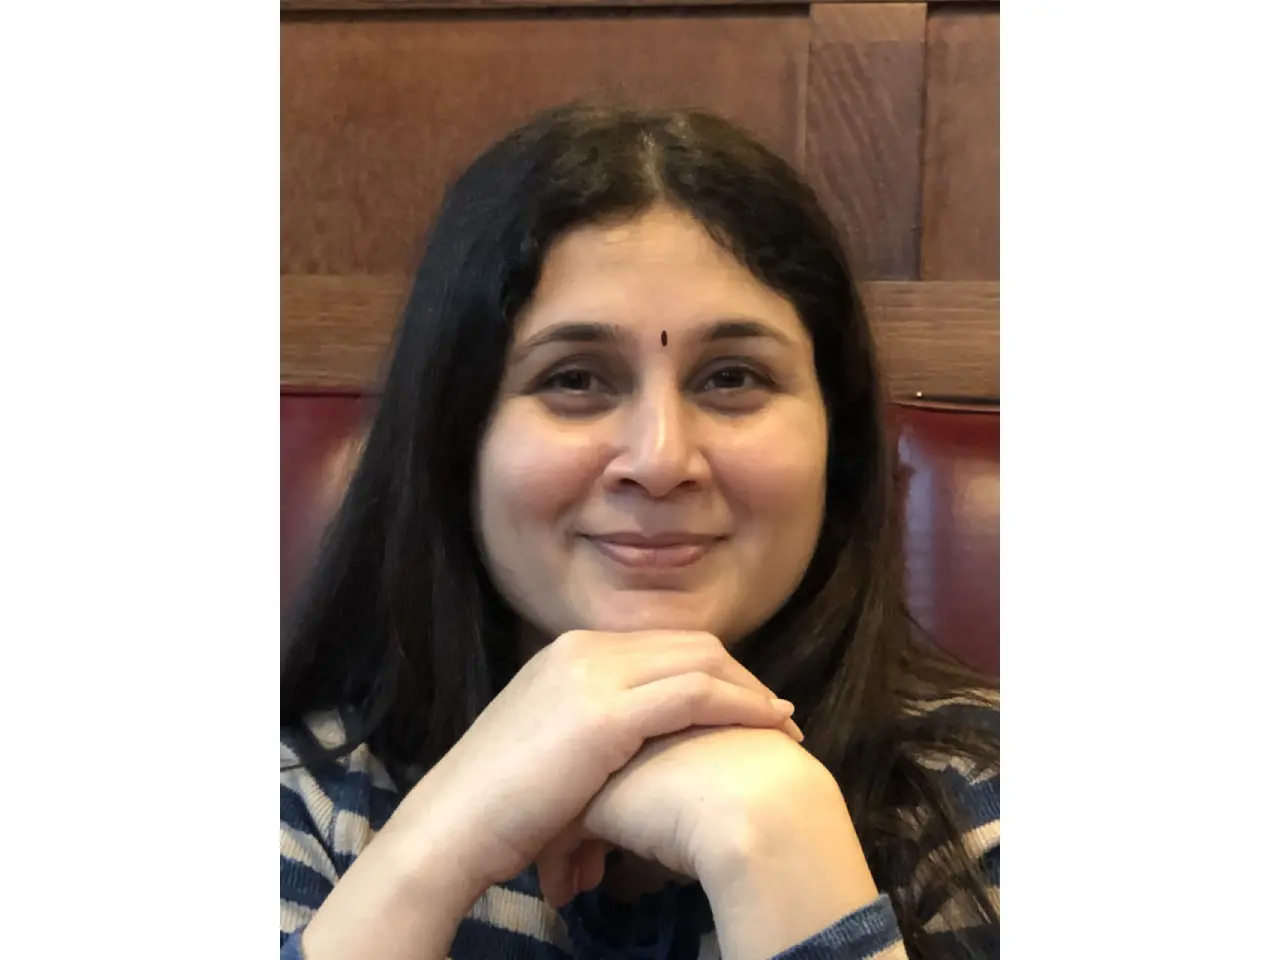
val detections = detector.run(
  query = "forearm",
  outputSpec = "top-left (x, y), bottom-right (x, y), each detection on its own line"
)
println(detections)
top-left (707, 850), bottom-right (880, 959)
top-left (298, 816), bottom-right (487, 960)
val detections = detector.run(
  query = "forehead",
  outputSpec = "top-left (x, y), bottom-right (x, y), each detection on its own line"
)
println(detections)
top-left (514, 205), bottom-right (805, 341)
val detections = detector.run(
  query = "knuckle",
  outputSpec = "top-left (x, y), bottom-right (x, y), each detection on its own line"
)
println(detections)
top-left (553, 629), bottom-right (589, 655)
top-left (549, 630), bottom-right (596, 671)
top-left (558, 657), bottom-right (595, 699)
top-left (679, 672), bottom-right (716, 706)
top-left (580, 698), bottom-right (637, 760)
top-left (693, 631), bottom-right (725, 651)
top-left (686, 632), bottom-right (727, 667)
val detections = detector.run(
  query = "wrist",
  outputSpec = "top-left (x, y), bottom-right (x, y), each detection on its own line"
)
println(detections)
top-left (383, 780), bottom-right (497, 916)
top-left (697, 774), bottom-right (880, 960)
top-left (382, 812), bottom-right (491, 918)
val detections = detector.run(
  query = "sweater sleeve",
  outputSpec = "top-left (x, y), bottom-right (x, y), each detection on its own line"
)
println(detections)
top-left (770, 894), bottom-right (909, 959)
top-left (279, 712), bottom-right (403, 957)
top-left (279, 737), bottom-right (342, 955)
top-left (280, 930), bottom-right (307, 959)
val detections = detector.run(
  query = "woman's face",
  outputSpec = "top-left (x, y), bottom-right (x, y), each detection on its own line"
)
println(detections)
top-left (475, 204), bottom-right (828, 647)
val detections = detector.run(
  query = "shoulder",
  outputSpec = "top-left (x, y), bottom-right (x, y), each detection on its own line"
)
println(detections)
top-left (280, 709), bottom-right (405, 855)
top-left (894, 690), bottom-right (1000, 945)
top-left (894, 689), bottom-right (999, 878)
top-left (279, 711), bottom-right (406, 942)
top-left (910, 688), bottom-right (999, 821)
top-left (908, 687), bottom-right (999, 742)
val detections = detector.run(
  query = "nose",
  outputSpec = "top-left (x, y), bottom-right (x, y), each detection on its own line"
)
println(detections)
top-left (602, 381), bottom-right (711, 498)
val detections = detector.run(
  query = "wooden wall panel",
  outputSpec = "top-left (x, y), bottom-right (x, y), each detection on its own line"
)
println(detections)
top-left (284, 0), bottom-right (806, 8)
top-left (281, 12), bottom-right (809, 275)
top-left (860, 280), bottom-right (998, 398)
top-left (919, 4), bottom-right (999, 280)
top-left (281, 2), bottom-right (999, 399)
top-left (282, 1), bottom-right (996, 10)
top-left (804, 3), bottom-right (927, 279)
top-left (281, 276), bottom-right (406, 388)
top-left (282, 274), bottom-right (998, 399)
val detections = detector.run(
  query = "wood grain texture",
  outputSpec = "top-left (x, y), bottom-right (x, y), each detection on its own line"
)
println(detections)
top-left (283, 0), bottom-right (804, 8)
top-left (804, 3), bottom-right (927, 280)
top-left (281, 13), bottom-right (809, 275)
top-left (282, 275), bottom-right (999, 399)
top-left (860, 279), bottom-right (998, 398)
top-left (281, 276), bottom-right (407, 388)
top-left (920, 4), bottom-right (999, 280)
top-left (280, 1), bottom-right (989, 10)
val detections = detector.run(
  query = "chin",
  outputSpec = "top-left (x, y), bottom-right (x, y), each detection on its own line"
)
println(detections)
top-left (574, 592), bottom-right (739, 638)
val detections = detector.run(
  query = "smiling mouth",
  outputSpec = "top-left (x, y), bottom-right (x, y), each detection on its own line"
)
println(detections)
top-left (583, 535), bottom-right (723, 569)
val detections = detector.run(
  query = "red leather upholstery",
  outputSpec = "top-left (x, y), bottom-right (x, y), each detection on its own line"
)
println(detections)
top-left (280, 392), bottom-right (372, 606)
top-left (281, 392), bottom-right (999, 677)
top-left (893, 403), bottom-right (999, 677)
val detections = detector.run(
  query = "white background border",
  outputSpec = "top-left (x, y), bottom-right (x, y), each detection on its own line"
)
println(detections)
top-left (1, 2), bottom-right (1277, 956)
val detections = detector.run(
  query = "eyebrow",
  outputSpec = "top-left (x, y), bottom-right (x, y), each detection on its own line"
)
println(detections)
top-left (509, 318), bottom-right (793, 365)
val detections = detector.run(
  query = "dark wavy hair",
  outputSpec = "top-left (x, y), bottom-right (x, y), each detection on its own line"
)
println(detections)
top-left (282, 103), bottom-right (998, 959)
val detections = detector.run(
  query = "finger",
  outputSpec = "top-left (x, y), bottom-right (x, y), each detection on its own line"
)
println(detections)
top-left (614, 634), bottom-right (801, 737)
top-left (573, 839), bottom-right (612, 894)
top-left (582, 631), bottom-right (801, 739)
top-left (617, 633), bottom-right (769, 694)
top-left (536, 823), bottom-right (588, 909)
top-left (536, 851), bottom-right (577, 909)
top-left (621, 672), bottom-right (803, 742)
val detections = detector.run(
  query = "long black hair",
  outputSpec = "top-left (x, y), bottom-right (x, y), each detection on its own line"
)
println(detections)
top-left (282, 104), bottom-right (998, 959)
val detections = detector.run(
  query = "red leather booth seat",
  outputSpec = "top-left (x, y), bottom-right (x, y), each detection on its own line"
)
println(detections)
top-left (282, 392), bottom-right (998, 678)
top-left (893, 403), bottom-right (999, 677)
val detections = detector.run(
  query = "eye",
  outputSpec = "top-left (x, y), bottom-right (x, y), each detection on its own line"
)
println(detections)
top-left (531, 363), bottom-right (618, 416)
top-left (542, 368), bottom-right (601, 394)
top-left (699, 363), bottom-right (772, 393)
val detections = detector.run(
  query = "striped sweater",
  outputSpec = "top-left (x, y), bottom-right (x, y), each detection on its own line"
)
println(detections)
top-left (280, 702), bottom-right (999, 959)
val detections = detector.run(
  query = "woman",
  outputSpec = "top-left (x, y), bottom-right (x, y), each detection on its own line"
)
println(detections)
top-left (280, 104), bottom-right (999, 960)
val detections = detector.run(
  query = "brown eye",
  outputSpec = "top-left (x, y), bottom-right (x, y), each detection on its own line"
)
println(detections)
top-left (533, 364), bottom-right (618, 416)
top-left (700, 364), bottom-right (770, 392)
top-left (542, 368), bottom-right (600, 393)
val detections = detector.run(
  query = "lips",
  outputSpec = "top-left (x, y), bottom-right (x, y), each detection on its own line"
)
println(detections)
top-left (583, 533), bottom-right (723, 569)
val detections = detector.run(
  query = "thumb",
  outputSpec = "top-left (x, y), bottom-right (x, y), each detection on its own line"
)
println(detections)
top-left (572, 838), bottom-right (613, 894)
top-left (534, 819), bottom-right (588, 909)
top-left (535, 823), bottom-right (616, 909)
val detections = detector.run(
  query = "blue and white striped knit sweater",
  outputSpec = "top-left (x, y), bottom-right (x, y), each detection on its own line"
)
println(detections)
top-left (280, 700), bottom-right (999, 959)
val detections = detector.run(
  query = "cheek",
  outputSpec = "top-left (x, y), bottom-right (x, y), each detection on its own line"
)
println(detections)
top-left (475, 412), bottom-right (603, 536)
top-left (715, 411), bottom-right (828, 528)
top-left (725, 457), bottom-right (826, 531)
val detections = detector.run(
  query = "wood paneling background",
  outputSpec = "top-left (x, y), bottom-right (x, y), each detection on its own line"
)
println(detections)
top-left (920, 5), bottom-right (1000, 280)
top-left (281, 1), bottom-right (999, 398)
top-left (805, 3), bottom-right (927, 280)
